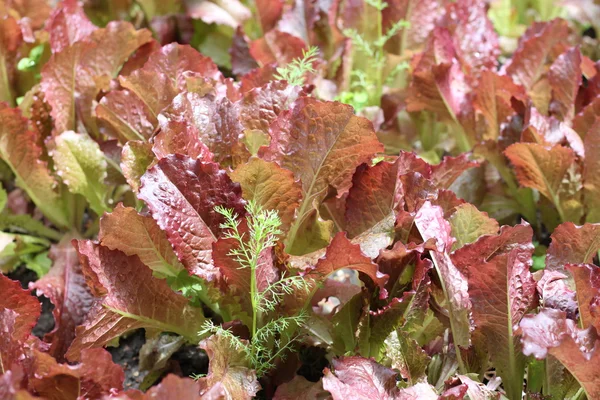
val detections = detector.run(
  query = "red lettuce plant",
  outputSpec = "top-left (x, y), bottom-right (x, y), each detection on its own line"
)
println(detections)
top-left (1, 0), bottom-right (600, 399)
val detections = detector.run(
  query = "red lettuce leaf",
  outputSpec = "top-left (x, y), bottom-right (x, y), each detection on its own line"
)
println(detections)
top-left (66, 241), bottom-right (206, 360)
top-left (305, 232), bottom-right (389, 298)
top-left (503, 19), bottom-right (570, 91)
top-left (99, 204), bottom-right (184, 277)
top-left (31, 348), bottom-right (124, 399)
top-left (546, 222), bottom-right (600, 273)
top-left (322, 356), bottom-right (401, 400)
top-left (443, 0), bottom-right (499, 76)
top-left (504, 143), bottom-right (574, 211)
top-left (520, 308), bottom-right (600, 399)
top-left (452, 224), bottom-right (535, 400)
top-left (566, 264), bottom-right (600, 331)
top-left (45, 0), bottom-right (96, 53)
top-left (414, 201), bottom-right (471, 347)
top-left (261, 97), bottom-right (383, 255)
top-left (584, 119), bottom-right (600, 222)
top-left (382, 0), bottom-right (446, 55)
top-left (41, 22), bottom-right (152, 134)
top-left (273, 375), bottom-right (326, 400)
top-left (139, 155), bottom-right (245, 279)
top-left (0, 274), bottom-right (40, 343)
top-left (197, 333), bottom-right (260, 400)
top-left (407, 27), bottom-right (469, 122)
top-left (548, 47), bottom-right (582, 122)
top-left (230, 157), bottom-right (302, 233)
top-left (0, 104), bottom-right (69, 228)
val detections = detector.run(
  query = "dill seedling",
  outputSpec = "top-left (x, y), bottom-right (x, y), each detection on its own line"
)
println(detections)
top-left (274, 46), bottom-right (320, 87)
top-left (202, 201), bottom-right (310, 377)
top-left (338, 0), bottom-right (410, 110)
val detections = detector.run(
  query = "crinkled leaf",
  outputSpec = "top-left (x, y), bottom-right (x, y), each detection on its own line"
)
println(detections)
top-left (41, 22), bottom-right (152, 134)
top-left (566, 264), bottom-right (600, 331)
top-left (443, 0), bottom-right (500, 75)
top-left (358, 293), bottom-right (416, 360)
top-left (238, 80), bottom-right (301, 133)
top-left (504, 143), bottom-right (574, 205)
top-left (67, 241), bottom-right (205, 360)
top-left (537, 270), bottom-right (579, 318)
top-left (322, 356), bottom-right (401, 400)
top-left (197, 333), bottom-right (260, 400)
top-left (0, 104), bottom-right (68, 228)
top-left (261, 97), bottom-right (383, 255)
top-left (46, 0), bottom-right (96, 53)
top-left (503, 19), bottom-right (570, 90)
top-left (406, 27), bottom-right (469, 121)
top-left (96, 90), bottom-right (157, 143)
top-left (452, 224), bottom-right (535, 400)
top-left (548, 47), bottom-right (582, 122)
top-left (0, 273), bottom-right (40, 342)
top-left (273, 375), bottom-right (326, 400)
top-left (99, 204), bottom-right (184, 277)
top-left (584, 119), bottom-right (600, 223)
top-left (398, 382), bottom-right (440, 399)
top-left (414, 201), bottom-right (471, 347)
top-left (546, 222), bottom-right (600, 273)
top-left (230, 157), bottom-right (302, 232)
top-left (250, 30), bottom-right (306, 67)
top-left (305, 232), bottom-right (388, 298)
top-left (121, 140), bottom-right (154, 193)
top-left (449, 203), bottom-right (499, 251)
top-left (153, 92), bottom-right (249, 166)
top-left (52, 131), bottom-right (108, 216)
top-left (31, 348), bottom-right (124, 399)
top-left (122, 374), bottom-right (202, 399)
top-left (520, 308), bottom-right (600, 399)
top-left (153, 92), bottom-right (216, 161)
top-left (573, 96), bottom-right (600, 137)
top-left (140, 43), bottom-right (222, 91)
top-left (29, 239), bottom-right (94, 360)
top-left (139, 155), bottom-right (245, 279)
top-left (384, 330), bottom-right (429, 385)
top-left (430, 154), bottom-right (479, 190)
top-left (470, 70), bottom-right (525, 141)
top-left (457, 375), bottom-right (499, 400)
top-left (344, 160), bottom-right (402, 239)
top-left (382, 0), bottom-right (448, 54)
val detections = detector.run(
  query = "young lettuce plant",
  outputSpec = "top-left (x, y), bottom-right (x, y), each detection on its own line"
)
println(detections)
top-left (202, 201), bottom-right (309, 377)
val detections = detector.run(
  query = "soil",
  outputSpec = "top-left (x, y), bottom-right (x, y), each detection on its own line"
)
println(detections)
top-left (108, 330), bottom-right (148, 389)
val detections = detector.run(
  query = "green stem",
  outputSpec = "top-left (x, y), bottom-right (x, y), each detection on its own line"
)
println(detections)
top-left (0, 54), bottom-right (13, 106)
top-left (572, 387), bottom-right (586, 400)
top-left (374, 9), bottom-right (383, 106)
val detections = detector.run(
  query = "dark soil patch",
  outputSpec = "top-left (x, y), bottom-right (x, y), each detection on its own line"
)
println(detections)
top-left (108, 329), bottom-right (147, 390)
top-left (297, 346), bottom-right (329, 382)
top-left (169, 344), bottom-right (209, 378)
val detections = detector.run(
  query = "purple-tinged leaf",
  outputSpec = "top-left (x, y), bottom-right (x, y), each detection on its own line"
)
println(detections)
top-left (452, 224), bottom-right (535, 400)
top-left (546, 222), bottom-right (600, 273)
top-left (66, 241), bottom-right (205, 360)
top-left (139, 155), bottom-right (245, 279)
top-left (323, 356), bottom-right (401, 400)
top-left (414, 201), bottom-right (471, 347)
top-left (548, 47), bottom-right (582, 122)
top-left (520, 308), bottom-right (600, 399)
